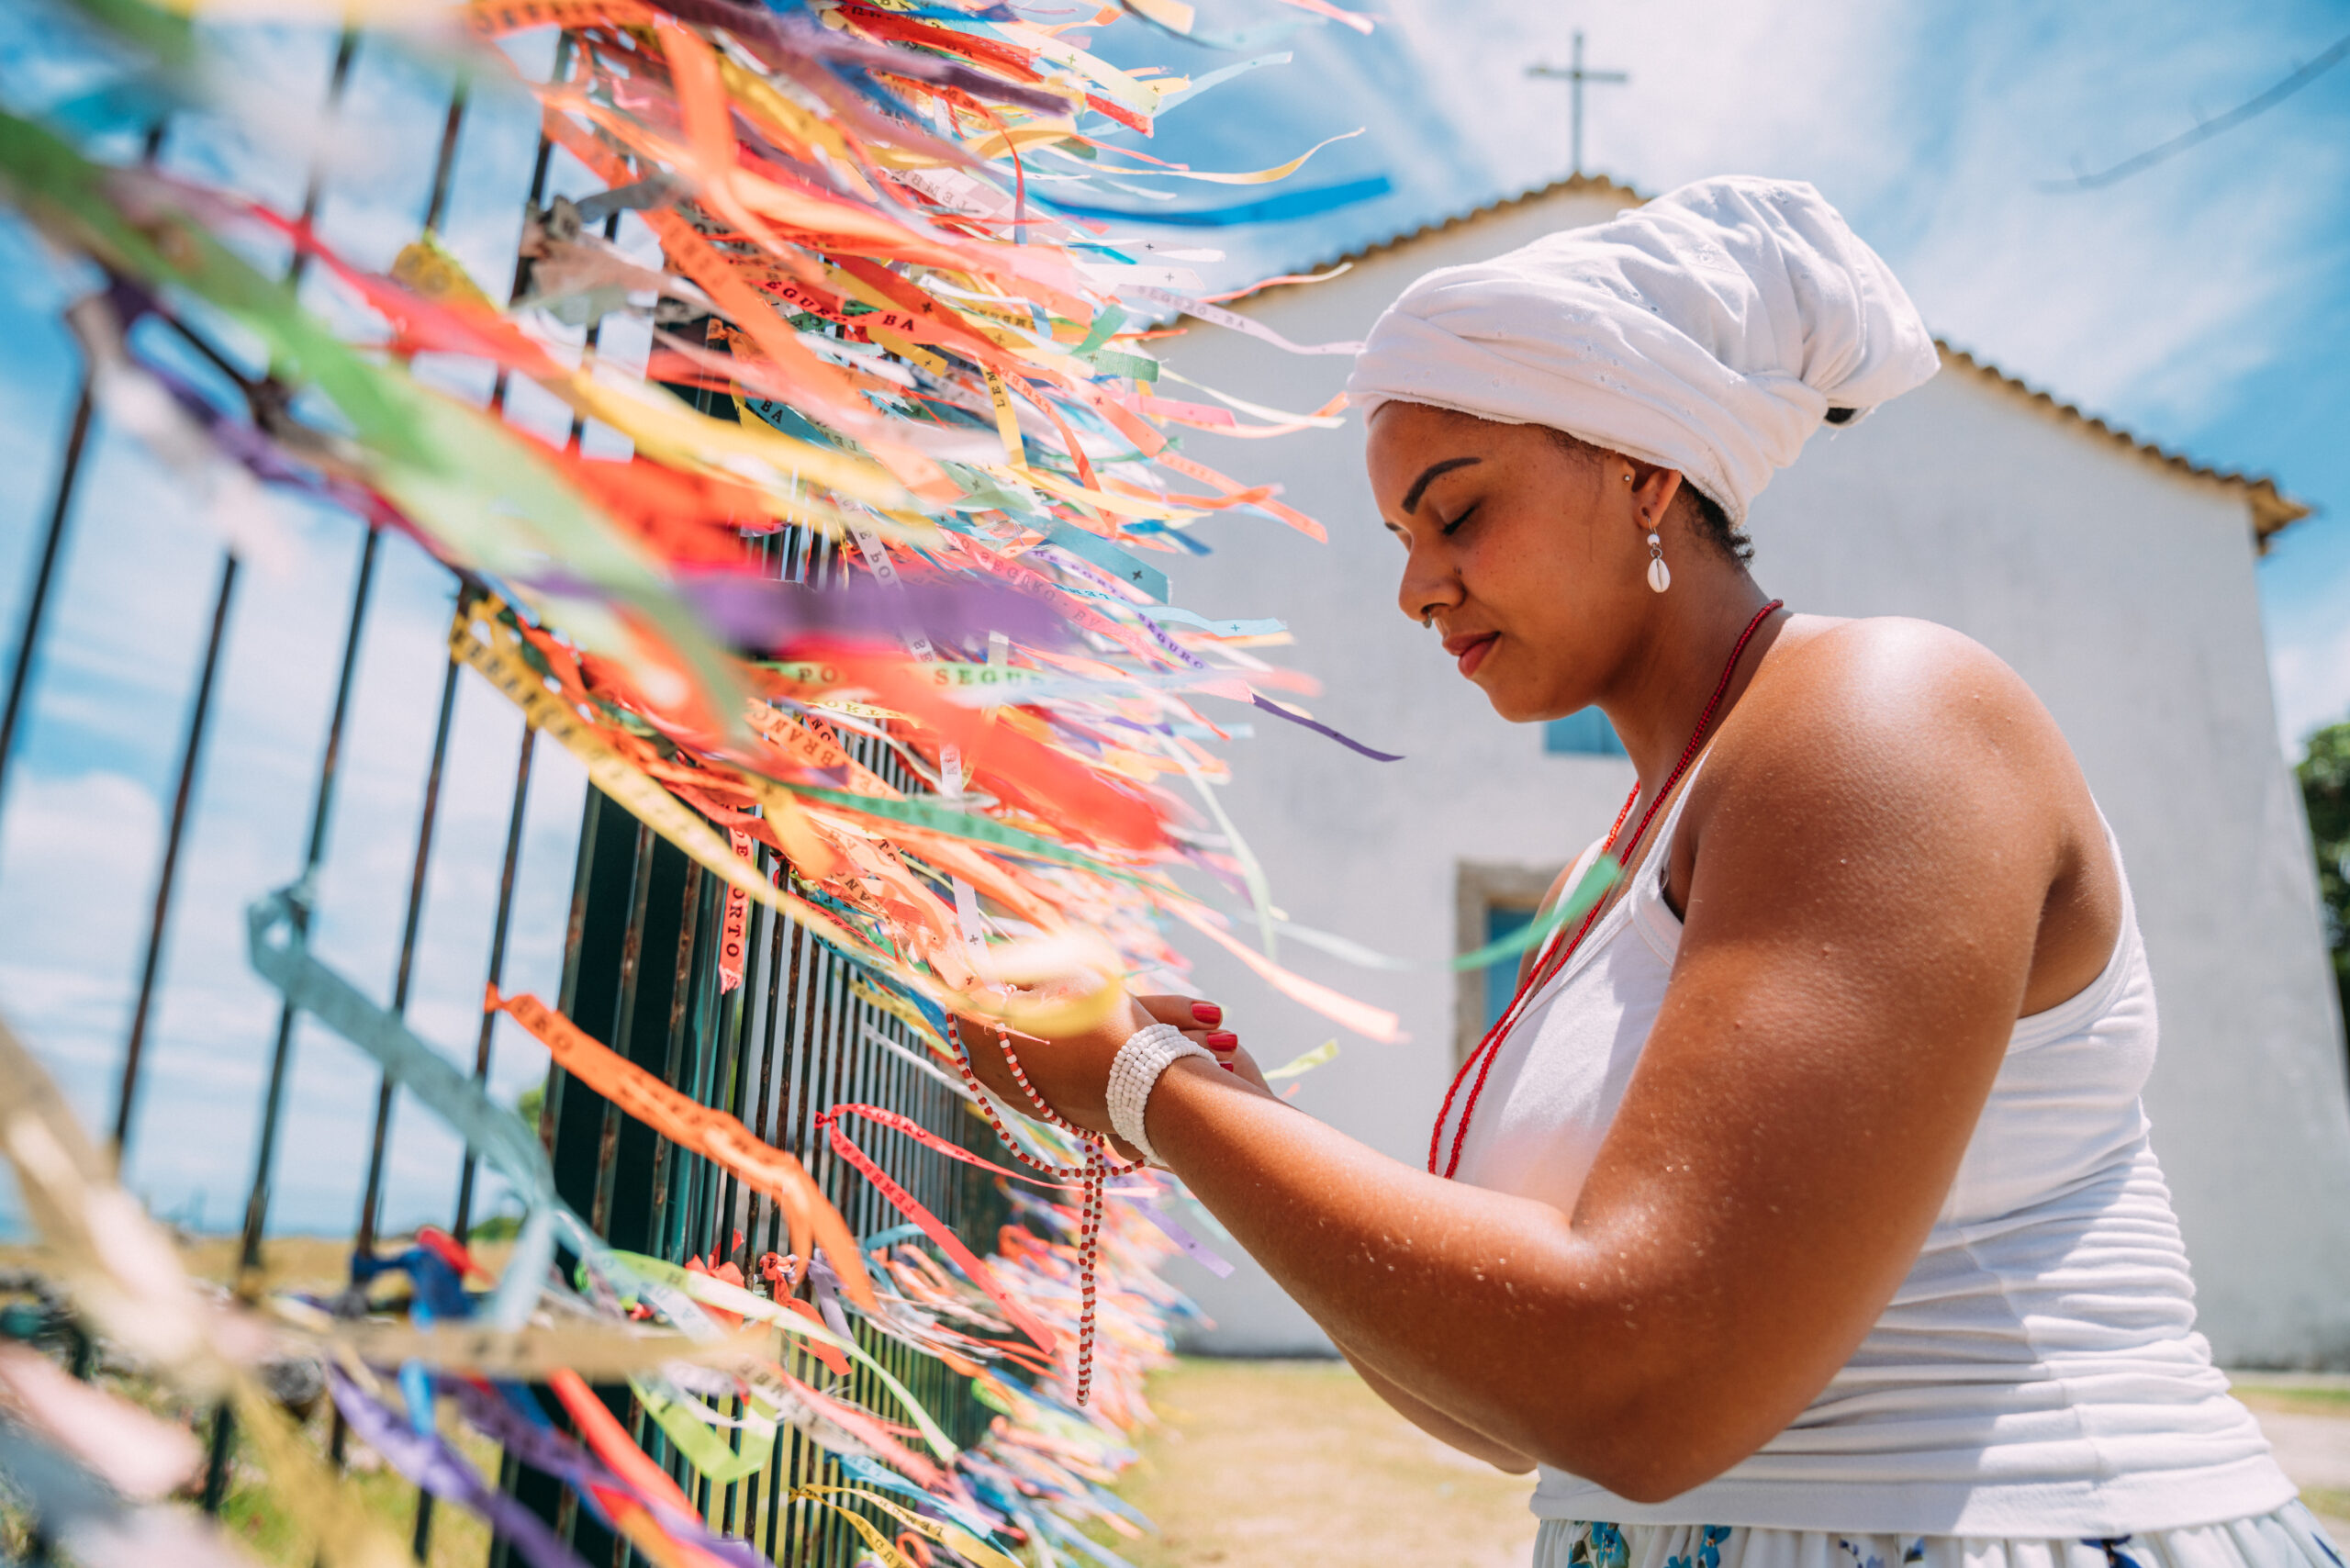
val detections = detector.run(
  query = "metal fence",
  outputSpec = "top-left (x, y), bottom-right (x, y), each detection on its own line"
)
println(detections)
top-left (508, 687), bottom-right (1005, 1568)
top-left (0, 24), bottom-right (1001, 1567)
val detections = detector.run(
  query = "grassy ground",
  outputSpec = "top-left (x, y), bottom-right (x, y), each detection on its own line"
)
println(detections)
top-left (1106, 1364), bottom-right (2350, 1568)
top-left (172, 1233), bottom-right (514, 1566)
top-left (0, 1231), bottom-right (516, 1296)
top-left (2232, 1382), bottom-right (2350, 1534)
top-left (1109, 1359), bottom-right (1540, 1568)
top-left (213, 1408), bottom-right (498, 1568)
top-left (17, 1245), bottom-right (2350, 1568)
top-left (168, 1234), bottom-right (517, 1294)
top-left (2232, 1382), bottom-right (2350, 1418)
top-left (0, 1233), bottom-right (507, 1567)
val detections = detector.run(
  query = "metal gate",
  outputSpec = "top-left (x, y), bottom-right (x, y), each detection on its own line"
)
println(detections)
top-left (0, 23), bottom-right (1036, 1565)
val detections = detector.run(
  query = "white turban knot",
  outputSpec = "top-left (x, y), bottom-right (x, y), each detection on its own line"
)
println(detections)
top-left (1346, 176), bottom-right (1940, 524)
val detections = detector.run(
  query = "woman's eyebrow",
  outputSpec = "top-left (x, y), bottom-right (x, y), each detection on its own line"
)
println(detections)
top-left (1402, 456), bottom-right (1482, 513)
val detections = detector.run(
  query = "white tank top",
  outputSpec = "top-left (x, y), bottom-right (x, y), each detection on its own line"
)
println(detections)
top-left (1449, 762), bottom-right (2294, 1537)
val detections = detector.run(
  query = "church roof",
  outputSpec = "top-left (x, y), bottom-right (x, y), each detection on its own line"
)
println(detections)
top-left (1248, 174), bottom-right (2311, 543)
top-left (1932, 345), bottom-right (2307, 541)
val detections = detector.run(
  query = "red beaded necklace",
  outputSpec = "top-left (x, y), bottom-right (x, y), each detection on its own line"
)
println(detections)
top-left (946, 1014), bottom-right (1142, 1405)
top-left (1429, 599), bottom-right (1784, 1180)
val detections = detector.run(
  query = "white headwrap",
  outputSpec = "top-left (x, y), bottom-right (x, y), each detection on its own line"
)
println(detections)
top-left (1346, 176), bottom-right (1940, 523)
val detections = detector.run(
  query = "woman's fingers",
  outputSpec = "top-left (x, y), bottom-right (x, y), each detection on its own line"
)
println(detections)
top-left (1130, 995), bottom-right (1249, 1072)
top-left (1132, 993), bottom-right (1223, 1029)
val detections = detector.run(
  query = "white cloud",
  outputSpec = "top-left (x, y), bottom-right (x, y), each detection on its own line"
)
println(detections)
top-left (0, 767), bottom-right (163, 1131)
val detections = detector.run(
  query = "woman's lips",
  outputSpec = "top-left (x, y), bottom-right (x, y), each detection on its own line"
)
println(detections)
top-left (1454, 633), bottom-right (1498, 678)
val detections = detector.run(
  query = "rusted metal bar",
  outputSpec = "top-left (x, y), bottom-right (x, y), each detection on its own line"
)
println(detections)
top-left (644, 862), bottom-right (705, 1266)
top-left (589, 821), bottom-right (655, 1240)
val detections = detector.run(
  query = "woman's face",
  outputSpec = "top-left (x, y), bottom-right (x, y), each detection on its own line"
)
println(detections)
top-left (1366, 401), bottom-right (1663, 722)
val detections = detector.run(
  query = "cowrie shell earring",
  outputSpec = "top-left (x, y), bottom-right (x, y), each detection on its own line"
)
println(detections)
top-left (1646, 531), bottom-right (1670, 594)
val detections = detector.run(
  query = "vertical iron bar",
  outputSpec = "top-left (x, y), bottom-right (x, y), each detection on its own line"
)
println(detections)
top-left (643, 862), bottom-right (704, 1260)
top-left (112, 552), bottom-right (237, 1151)
top-left (326, 638), bottom-right (458, 1493)
top-left (499, 67), bottom-right (594, 1543)
top-left (352, 31), bottom-right (479, 1260)
top-left (0, 120), bottom-right (165, 839)
top-left (233, 522), bottom-right (379, 1278)
top-left (421, 80), bottom-right (470, 234)
top-left (540, 787), bottom-right (607, 1174)
top-left (589, 822), bottom-right (655, 1239)
top-left (196, 30), bottom-right (361, 1515)
top-left (400, 72), bottom-right (478, 1561)
top-left (517, 784), bottom-right (608, 1566)
top-left (453, 724), bottom-right (536, 1241)
top-left (353, 644), bottom-right (464, 1257)
top-left (0, 381), bottom-right (94, 825)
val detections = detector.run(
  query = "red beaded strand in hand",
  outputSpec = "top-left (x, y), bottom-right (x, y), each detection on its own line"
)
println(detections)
top-left (1429, 599), bottom-right (1784, 1180)
top-left (945, 1014), bottom-right (1141, 1406)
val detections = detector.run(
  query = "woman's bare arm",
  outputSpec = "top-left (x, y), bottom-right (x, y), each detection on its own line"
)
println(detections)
top-left (1333, 1338), bottom-right (1536, 1473)
top-left (1123, 622), bottom-right (2115, 1501)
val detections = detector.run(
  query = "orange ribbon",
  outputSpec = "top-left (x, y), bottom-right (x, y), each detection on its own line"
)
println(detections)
top-left (488, 988), bottom-right (878, 1312)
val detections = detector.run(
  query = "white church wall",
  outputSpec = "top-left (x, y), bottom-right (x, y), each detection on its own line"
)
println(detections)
top-left (1148, 187), bottom-right (2350, 1364)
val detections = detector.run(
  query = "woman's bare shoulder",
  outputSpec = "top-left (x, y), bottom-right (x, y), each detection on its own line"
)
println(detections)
top-left (1685, 613), bottom-right (2096, 879)
top-left (1735, 613), bottom-right (2075, 778)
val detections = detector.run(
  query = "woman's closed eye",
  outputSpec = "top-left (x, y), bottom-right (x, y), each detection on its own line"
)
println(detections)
top-left (1441, 502), bottom-right (1481, 537)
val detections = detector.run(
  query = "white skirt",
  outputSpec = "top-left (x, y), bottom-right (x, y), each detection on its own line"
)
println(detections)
top-left (1533, 1506), bottom-right (2345, 1568)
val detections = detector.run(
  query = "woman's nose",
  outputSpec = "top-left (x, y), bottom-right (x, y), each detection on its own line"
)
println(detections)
top-left (1396, 545), bottom-right (1457, 627)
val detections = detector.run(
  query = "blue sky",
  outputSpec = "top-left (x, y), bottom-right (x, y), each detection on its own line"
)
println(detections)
top-left (0, 17), bottom-right (587, 1237)
top-left (0, 0), bottom-right (2343, 1235)
top-left (1101, 0), bottom-right (2350, 751)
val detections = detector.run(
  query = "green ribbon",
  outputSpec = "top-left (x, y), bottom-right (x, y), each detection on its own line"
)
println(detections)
top-left (606, 1250), bottom-right (956, 1462)
top-left (1450, 857), bottom-right (1620, 972)
top-left (1071, 302), bottom-right (1126, 359)
top-left (244, 888), bottom-right (707, 1337)
top-left (0, 113), bottom-right (748, 738)
top-left (779, 782), bottom-right (1154, 886)
top-left (630, 1375), bottom-right (772, 1484)
top-left (1090, 347), bottom-right (1159, 383)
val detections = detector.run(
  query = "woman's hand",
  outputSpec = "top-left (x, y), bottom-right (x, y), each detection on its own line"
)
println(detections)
top-left (948, 991), bottom-right (1247, 1141)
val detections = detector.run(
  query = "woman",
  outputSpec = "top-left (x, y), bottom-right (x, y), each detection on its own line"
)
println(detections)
top-left (956, 177), bottom-right (2333, 1568)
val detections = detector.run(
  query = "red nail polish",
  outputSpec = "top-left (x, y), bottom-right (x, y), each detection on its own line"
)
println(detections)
top-left (1192, 1002), bottom-right (1223, 1025)
top-left (1222, 1062), bottom-right (1236, 1072)
top-left (1205, 1031), bottom-right (1237, 1049)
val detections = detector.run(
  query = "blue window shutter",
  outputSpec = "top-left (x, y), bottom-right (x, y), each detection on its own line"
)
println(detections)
top-left (1543, 708), bottom-right (1627, 756)
top-left (1483, 906), bottom-right (1536, 1029)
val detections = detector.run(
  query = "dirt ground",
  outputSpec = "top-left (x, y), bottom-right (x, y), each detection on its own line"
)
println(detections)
top-left (2234, 1381), bottom-right (2350, 1540)
top-left (1109, 1365), bottom-right (2350, 1568)
top-left (1110, 1360), bottom-right (1540, 1568)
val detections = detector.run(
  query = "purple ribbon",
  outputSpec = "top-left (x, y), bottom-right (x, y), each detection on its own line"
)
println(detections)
top-left (445, 1381), bottom-right (769, 1568)
top-left (1250, 694), bottom-right (1404, 762)
top-left (327, 1365), bottom-right (589, 1568)
top-left (1125, 1198), bottom-right (1234, 1278)
top-left (517, 570), bottom-right (1076, 659)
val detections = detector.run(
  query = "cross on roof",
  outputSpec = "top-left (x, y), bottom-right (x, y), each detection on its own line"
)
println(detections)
top-left (1527, 31), bottom-right (1629, 178)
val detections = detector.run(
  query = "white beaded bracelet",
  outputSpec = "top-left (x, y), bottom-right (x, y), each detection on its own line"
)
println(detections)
top-left (1106, 1023), bottom-right (1214, 1167)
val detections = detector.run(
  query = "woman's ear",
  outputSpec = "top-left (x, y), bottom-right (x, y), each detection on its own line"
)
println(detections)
top-left (1626, 462), bottom-right (1684, 535)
